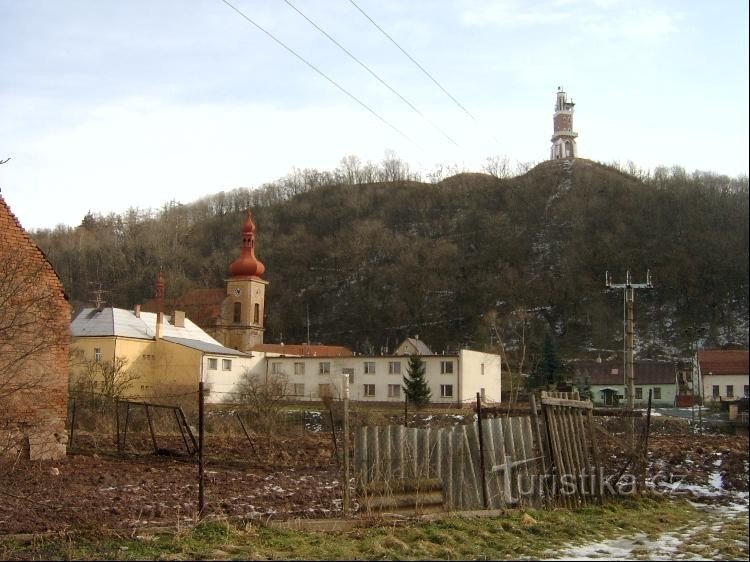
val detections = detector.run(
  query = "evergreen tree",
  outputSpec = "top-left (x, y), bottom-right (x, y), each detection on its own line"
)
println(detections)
top-left (402, 354), bottom-right (431, 407)
top-left (532, 332), bottom-right (564, 387)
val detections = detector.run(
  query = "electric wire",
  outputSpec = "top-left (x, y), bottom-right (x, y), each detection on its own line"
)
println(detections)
top-left (219, 0), bottom-right (416, 146)
top-left (347, 0), bottom-right (475, 120)
top-left (281, 0), bottom-right (460, 148)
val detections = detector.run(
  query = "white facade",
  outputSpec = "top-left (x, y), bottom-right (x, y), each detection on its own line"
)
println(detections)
top-left (701, 374), bottom-right (749, 402)
top-left (210, 350), bottom-right (502, 405)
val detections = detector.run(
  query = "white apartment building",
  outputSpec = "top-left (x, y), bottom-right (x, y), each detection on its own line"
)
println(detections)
top-left (262, 349), bottom-right (502, 405)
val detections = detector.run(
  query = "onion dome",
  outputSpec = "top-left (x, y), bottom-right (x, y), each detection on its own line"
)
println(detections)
top-left (229, 211), bottom-right (265, 278)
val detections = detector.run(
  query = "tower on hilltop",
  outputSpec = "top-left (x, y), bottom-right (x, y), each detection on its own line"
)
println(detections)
top-left (550, 86), bottom-right (578, 160)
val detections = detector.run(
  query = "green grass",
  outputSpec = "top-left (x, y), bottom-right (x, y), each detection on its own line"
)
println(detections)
top-left (1, 496), bottom-right (744, 561)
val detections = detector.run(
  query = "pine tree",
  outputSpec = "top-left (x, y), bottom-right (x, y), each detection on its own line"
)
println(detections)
top-left (402, 354), bottom-right (431, 408)
top-left (532, 331), bottom-right (564, 387)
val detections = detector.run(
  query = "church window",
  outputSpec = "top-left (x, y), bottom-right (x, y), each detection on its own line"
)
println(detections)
top-left (254, 303), bottom-right (260, 324)
top-left (233, 302), bottom-right (241, 323)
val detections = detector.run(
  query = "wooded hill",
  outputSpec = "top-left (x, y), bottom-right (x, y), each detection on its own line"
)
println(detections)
top-left (33, 158), bottom-right (749, 360)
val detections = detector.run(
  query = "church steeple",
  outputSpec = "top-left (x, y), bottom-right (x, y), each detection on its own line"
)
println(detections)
top-left (550, 86), bottom-right (578, 160)
top-left (219, 210), bottom-right (268, 352)
top-left (229, 211), bottom-right (265, 278)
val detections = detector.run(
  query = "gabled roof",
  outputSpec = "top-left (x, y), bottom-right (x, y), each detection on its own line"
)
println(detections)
top-left (71, 307), bottom-right (222, 345)
top-left (141, 288), bottom-right (226, 328)
top-left (250, 343), bottom-right (354, 357)
top-left (396, 338), bottom-right (434, 355)
top-left (572, 360), bottom-right (677, 385)
top-left (697, 350), bottom-right (749, 375)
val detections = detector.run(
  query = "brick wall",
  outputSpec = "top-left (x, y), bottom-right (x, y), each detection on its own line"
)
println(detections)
top-left (0, 194), bottom-right (70, 460)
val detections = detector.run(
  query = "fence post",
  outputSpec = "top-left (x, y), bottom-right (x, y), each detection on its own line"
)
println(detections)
top-left (69, 399), bottom-right (77, 450)
top-left (476, 393), bottom-right (488, 509)
top-left (342, 373), bottom-right (351, 515)
top-left (198, 382), bottom-right (205, 517)
top-left (404, 395), bottom-right (408, 428)
top-left (115, 398), bottom-right (121, 453)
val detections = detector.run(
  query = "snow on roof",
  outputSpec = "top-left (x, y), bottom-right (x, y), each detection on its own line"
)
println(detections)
top-left (71, 307), bottom-right (223, 346)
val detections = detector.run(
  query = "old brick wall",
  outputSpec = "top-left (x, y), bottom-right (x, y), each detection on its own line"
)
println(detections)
top-left (0, 193), bottom-right (70, 460)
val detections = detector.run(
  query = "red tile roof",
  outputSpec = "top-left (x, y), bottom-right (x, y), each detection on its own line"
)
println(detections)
top-left (250, 343), bottom-right (354, 357)
top-left (697, 350), bottom-right (749, 375)
top-left (141, 288), bottom-right (226, 328)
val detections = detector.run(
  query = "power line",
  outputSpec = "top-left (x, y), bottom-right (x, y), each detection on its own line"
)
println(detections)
top-left (347, 0), bottom-right (475, 121)
top-left (219, 0), bottom-right (415, 146)
top-left (281, 0), bottom-right (459, 148)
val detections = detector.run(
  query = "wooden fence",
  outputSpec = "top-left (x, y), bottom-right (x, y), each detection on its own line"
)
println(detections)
top-left (354, 416), bottom-right (540, 511)
top-left (533, 391), bottom-right (604, 508)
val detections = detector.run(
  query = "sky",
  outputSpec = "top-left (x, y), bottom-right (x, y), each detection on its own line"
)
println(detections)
top-left (1, 0), bottom-right (748, 231)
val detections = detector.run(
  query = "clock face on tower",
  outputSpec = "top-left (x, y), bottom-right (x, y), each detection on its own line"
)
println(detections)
top-left (234, 288), bottom-right (241, 296)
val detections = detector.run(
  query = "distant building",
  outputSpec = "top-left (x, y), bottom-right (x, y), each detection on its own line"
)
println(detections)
top-left (571, 360), bottom-right (679, 407)
top-left (550, 86), bottom-right (578, 160)
top-left (70, 306), bottom-right (258, 401)
top-left (1, 193), bottom-right (70, 460)
top-left (695, 349), bottom-right (749, 403)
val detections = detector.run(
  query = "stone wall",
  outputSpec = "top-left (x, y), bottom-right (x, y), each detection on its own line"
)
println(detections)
top-left (0, 193), bottom-right (70, 460)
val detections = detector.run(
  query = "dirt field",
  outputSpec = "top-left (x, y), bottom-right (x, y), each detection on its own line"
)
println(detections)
top-left (1, 418), bottom-right (747, 535)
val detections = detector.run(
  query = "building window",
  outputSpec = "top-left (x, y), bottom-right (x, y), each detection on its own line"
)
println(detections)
top-left (440, 384), bottom-right (453, 398)
top-left (440, 361), bottom-right (454, 375)
top-left (294, 362), bottom-right (305, 375)
top-left (712, 385), bottom-right (720, 398)
top-left (363, 384), bottom-right (376, 397)
top-left (319, 362), bottom-right (331, 375)
top-left (388, 361), bottom-right (401, 375)
top-left (222, 359), bottom-right (232, 371)
top-left (388, 384), bottom-right (401, 398)
top-left (254, 303), bottom-right (260, 324)
top-left (653, 387), bottom-right (661, 400)
top-left (319, 384), bottom-right (332, 398)
top-left (207, 358), bottom-right (218, 370)
top-left (726, 385), bottom-right (734, 398)
top-left (293, 383), bottom-right (305, 397)
top-left (94, 348), bottom-right (102, 363)
top-left (481, 387), bottom-right (486, 400)
top-left (364, 361), bottom-right (376, 374)
top-left (271, 362), bottom-right (283, 375)
top-left (481, 364), bottom-right (485, 376)
top-left (343, 368), bottom-right (354, 384)
top-left (233, 302), bottom-right (241, 323)
top-left (744, 385), bottom-right (749, 397)
top-left (635, 387), bottom-right (643, 400)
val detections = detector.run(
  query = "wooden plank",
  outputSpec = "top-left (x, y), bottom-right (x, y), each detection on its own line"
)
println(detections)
top-left (547, 406), bottom-right (570, 508)
top-left (483, 419), bottom-right (502, 509)
top-left (520, 416), bottom-right (540, 506)
top-left (452, 429), bottom-right (464, 509)
top-left (575, 409), bottom-right (595, 501)
top-left (502, 416), bottom-right (522, 505)
top-left (392, 425), bottom-right (404, 480)
top-left (463, 424), bottom-right (482, 510)
top-left (442, 429), bottom-right (454, 509)
top-left (367, 425), bottom-right (379, 484)
top-left (541, 397), bottom-right (593, 409)
top-left (587, 407), bottom-right (604, 503)
top-left (354, 427), bottom-right (365, 485)
top-left (558, 405), bottom-right (579, 507)
top-left (565, 407), bottom-right (586, 506)
top-left (511, 416), bottom-right (531, 505)
top-left (530, 394), bottom-right (550, 506)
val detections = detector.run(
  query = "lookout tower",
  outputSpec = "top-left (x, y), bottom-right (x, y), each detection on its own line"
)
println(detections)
top-left (550, 87), bottom-right (578, 160)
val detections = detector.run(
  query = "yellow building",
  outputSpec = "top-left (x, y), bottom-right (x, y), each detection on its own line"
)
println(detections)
top-left (70, 306), bottom-right (259, 401)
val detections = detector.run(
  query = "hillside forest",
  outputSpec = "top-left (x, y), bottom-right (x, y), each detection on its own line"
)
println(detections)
top-left (31, 155), bottom-right (749, 362)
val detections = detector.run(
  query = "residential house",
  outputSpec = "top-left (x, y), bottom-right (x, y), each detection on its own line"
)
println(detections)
top-left (1, 192), bottom-right (70, 460)
top-left (70, 306), bottom-right (260, 403)
top-left (572, 360), bottom-right (679, 407)
top-left (695, 349), bottom-right (749, 404)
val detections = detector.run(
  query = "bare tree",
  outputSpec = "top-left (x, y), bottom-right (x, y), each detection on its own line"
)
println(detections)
top-left (69, 353), bottom-right (139, 411)
top-left (232, 369), bottom-right (289, 432)
top-left (484, 308), bottom-right (531, 412)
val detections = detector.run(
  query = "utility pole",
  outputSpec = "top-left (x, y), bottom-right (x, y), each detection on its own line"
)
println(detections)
top-left (605, 270), bottom-right (653, 410)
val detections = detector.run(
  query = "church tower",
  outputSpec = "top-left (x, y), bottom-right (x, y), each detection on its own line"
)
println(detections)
top-left (550, 87), bottom-right (578, 160)
top-left (219, 211), bottom-right (268, 352)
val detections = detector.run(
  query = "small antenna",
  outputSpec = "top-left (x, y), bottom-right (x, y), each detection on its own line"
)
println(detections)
top-left (89, 281), bottom-right (108, 310)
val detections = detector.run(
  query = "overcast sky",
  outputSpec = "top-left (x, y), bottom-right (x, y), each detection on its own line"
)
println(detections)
top-left (1, 0), bottom-right (748, 230)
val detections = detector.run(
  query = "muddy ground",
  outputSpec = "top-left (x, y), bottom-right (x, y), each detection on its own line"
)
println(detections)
top-left (1, 418), bottom-right (747, 534)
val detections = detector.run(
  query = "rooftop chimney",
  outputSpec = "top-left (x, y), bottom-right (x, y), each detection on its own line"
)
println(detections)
top-left (134, 304), bottom-right (141, 318)
top-left (155, 311), bottom-right (163, 340)
top-left (173, 310), bottom-right (185, 328)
